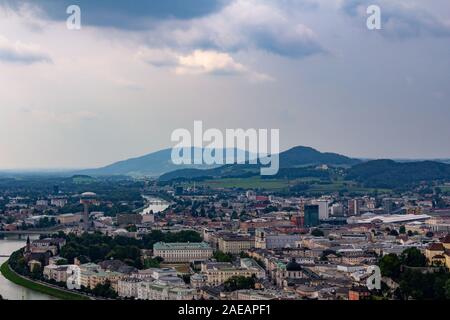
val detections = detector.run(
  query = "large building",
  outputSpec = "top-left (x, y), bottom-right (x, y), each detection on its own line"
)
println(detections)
top-left (153, 242), bottom-right (213, 263)
top-left (217, 234), bottom-right (254, 254)
top-left (201, 259), bottom-right (265, 286)
top-left (137, 282), bottom-right (198, 300)
top-left (79, 263), bottom-right (124, 291)
top-left (348, 199), bottom-right (363, 216)
top-left (304, 205), bottom-right (320, 227)
top-left (313, 199), bottom-right (329, 220)
top-left (425, 235), bottom-right (450, 268)
top-left (57, 213), bottom-right (82, 225)
top-left (43, 265), bottom-right (70, 283)
top-left (80, 192), bottom-right (97, 232)
top-left (118, 278), bottom-right (143, 298)
top-left (117, 213), bottom-right (143, 226)
top-left (255, 229), bottom-right (300, 249)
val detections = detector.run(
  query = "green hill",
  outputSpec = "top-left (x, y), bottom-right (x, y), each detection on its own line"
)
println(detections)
top-left (347, 159), bottom-right (450, 188)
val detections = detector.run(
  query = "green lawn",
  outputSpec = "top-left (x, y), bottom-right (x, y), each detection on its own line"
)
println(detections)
top-left (0, 261), bottom-right (89, 300)
top-left (180, 176), bottom-right (391, 193)
top-left (202, 177), bottom-right (290, 190)
top-left (437, 185), bottom-right (450, 193)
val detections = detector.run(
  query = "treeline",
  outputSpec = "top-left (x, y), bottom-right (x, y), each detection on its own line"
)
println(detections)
top-left (347, 160), bottom-right (450, 189)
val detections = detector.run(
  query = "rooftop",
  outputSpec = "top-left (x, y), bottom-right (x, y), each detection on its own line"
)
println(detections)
top-left (153, 242), bottom-right (212, 250)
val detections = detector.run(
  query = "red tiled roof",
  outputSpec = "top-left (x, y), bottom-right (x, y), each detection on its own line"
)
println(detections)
top-left (427, 243), bottom-right (445, 251)
top-left (441, 234), bottom-right (450, 244)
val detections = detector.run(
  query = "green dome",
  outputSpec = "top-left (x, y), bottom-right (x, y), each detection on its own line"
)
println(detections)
top-left (286, 258), bottom-right (302, 271)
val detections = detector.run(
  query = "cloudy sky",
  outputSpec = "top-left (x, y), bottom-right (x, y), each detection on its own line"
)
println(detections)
top-left (0, 0), bottom-right (449, 169)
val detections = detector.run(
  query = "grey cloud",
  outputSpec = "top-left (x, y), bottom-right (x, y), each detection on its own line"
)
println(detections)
top-left (147, 0), bottom-right (325, 59)
top-left (0, 36), bottom-right (51, 64)
top-left (0, 0), bottom-right (226, 29)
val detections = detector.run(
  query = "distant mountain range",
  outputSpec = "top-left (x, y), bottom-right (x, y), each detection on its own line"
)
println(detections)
top-left (78, 148), bottom-right (256, 177)
top-left (159, 146), bottom-right (362, 181)
top-left (76, 146), bottom-right (450, 188)
top-left (80, 146), bottom-right (361, 178)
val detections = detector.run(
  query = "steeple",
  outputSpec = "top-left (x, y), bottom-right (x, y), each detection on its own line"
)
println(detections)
top-left (26, 236), bottom-right (31, 253)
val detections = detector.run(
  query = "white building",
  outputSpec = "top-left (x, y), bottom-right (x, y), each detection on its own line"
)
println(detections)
top-left (137, 282), bottom-right (197, 300)
top-left (153, 242), bottom-right (213, 263)
top-left (313, 199), bottom-right (330, 220)
top-left (330, 203), bottom-right (344, 217)
top-left (51, 198), bottom-right (68, 208)
top-left (118, 278), bottom-right (142, 298)
top-left (255, 229), bottom-right (300, 249)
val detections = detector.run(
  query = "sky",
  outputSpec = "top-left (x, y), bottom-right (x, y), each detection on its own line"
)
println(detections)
top-left (0, 0), bottom-right (449, 169)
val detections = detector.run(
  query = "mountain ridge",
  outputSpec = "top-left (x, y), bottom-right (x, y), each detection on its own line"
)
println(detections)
top-left (79, 146), bottom-right (360, 178)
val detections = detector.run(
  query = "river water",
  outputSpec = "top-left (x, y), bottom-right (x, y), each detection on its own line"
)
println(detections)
top-left (0, 197), bottom-right (168, 300)
top-left (0, 235), bottom-right (58, 300)
top-left (141, 196), bottom-right (170, 214)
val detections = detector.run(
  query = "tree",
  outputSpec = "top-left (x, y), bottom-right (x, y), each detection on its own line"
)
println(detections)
top-left (239, 252), bottom-right (250, 259)
top-left (144, 257), bottom-right (162, 268)
top-left (56, 258), bottom-right (68, 266)
top-left (92, 281), bottom-right (118, 299)
top-left (445, 279), bottom-right (450, 299)
top-left (399, 226), bottom-right (406, 234)
top-left (426, 231), bottom-right (434, 238)
top-left (213, 250), bottom-right (233, 262)
top-left (224, 276), bottom-right (255, 292)
top-left (379, 253), bottom-right (401, 279)
top-left (400, 248), bottom-right (427, 267)
top-left (389, 229), bottom-right (399, 236)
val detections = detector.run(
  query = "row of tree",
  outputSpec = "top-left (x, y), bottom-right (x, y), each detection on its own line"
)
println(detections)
top-left (378, 247), bottom-right (450, 300)
top-left (58, 230), bottom-right (202, 268)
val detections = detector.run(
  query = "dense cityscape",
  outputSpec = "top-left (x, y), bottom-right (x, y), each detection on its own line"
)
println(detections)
top-left (1, 0), bottom-right (449, 310)
top-left (1, 155), bottom-right (450, 300)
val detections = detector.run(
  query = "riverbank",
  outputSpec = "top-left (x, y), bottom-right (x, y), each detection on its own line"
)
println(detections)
top-left (0, 261), bottom-right (89, 300)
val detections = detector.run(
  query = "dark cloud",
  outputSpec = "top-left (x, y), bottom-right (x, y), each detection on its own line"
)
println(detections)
top-left (0, 0), bottom-right (226, 29)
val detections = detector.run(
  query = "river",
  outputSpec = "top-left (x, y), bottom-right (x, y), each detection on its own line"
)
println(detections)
top-left (0, 235), bottom-right (58, 300)
top-left (0, 197), bottom-right (168, 300)
top-left (141, 196), bottom-right (170, 214)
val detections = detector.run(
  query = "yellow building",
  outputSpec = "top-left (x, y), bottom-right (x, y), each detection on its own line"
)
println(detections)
top-left (425, 234), bottom-right (450, 268)
top-left (201, 260), bottom-right (265, 286)
top-left (218, 235), bottom-right (254, 254)
top-left (79, 263), bottom-right (124, 291)
top-left (153, 242), bottom-right (213, 263)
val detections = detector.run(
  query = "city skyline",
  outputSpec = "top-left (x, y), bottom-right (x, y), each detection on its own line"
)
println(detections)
top-left (1, 0), bottom-right (450, 169)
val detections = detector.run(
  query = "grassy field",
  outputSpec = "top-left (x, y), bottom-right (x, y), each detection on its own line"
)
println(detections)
top-left (160, 263), bottom-right (190, 274)
top-left (181, 176), bottom-right (291, 190)
top-left (204, 177), bottom-right (289, 190)
top-left (437, 185), bottom-right (450, 193)
top-left (181, 176), bottom-right (390, 194)
top-left (0, 261), bottom-right (89, 300)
